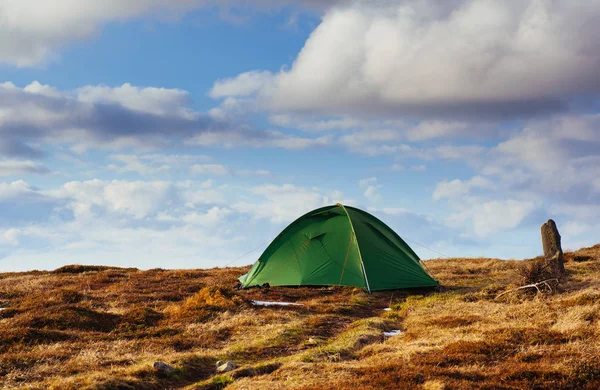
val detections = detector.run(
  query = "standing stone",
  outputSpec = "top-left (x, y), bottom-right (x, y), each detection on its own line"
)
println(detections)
top-left (541, 219), bottom-right (565, 275)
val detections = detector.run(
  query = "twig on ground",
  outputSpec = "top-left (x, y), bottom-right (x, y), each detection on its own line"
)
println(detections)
top-left (494, 278), bottom-right (559, 300)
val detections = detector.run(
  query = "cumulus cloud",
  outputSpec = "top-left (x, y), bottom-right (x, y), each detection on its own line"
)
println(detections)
top-left (269, 115), bottom-right (367, 132)
top-left (0, 160), bottom-right (51, 176)
top-left (107, 154), bottom-right (211, 176)
top-left (0, 180), bottom-right (68, 227)
top-left (0, 0), bottom-right (349, 66)
top-left (0, 81), bottom-right (324, 158)
top-left (359, 177), bottom-right (381, 201)
top-left (210, 71), bottom-right (275, 98)
top-left (186, 129), bottom-right (331, 150)
top-left (232, 184), bottom-right (349, 223)
top-left (367, 206), bottom-right (477, 259)
top-left (54, 179), bottom-right (175, 219)
top-left (190, 164), bottom-right (230, 176)
top-left (447, 199), bottom-right (538, 238)
top-left (214, 0), bottom-right (600, 119)
top-left (0, 178), bottom-right (237, 268)
top-left (0, 1), bottom-right (201, 66)
top-left (427, 113), bottom-right (600, 241)
top-left (181, 206), bottom-right (233, 226)
top-left (390, 164), bottom-right (426, 172)
top-left (76, 83), bottom-right (197, 118)
top-left (0, 178), bottom-right (355, 270)
top-left (189, 162), bottom-right (271, 176)
top-left (484, 114), bottom-right (600, 201)
top-left (433, 176), bottom-right (496, 201)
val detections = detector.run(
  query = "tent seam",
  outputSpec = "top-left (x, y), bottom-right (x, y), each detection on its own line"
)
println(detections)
top-left (339, 204), bottom-right (371, 294)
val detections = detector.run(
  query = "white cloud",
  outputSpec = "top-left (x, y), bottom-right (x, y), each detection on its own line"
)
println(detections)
top-left (378, 207), bottom-right (411, 217)
top-left (366, 206), bottom-right (472, 259)
top-left (0, 180), bottom-right (40, 200)
top-left (186, 129), bottom-right (331, 150)
top-left (189, 163), bottom-right (271, 177)
top-left (214, 0), bottom-right (600, 118)
top-left (76, 83), bottom-right (197, 118)
top-left (233, 184), bottom-right (348, 223)
top-left (0, 178), bottom-right (356, 270)
top-left (359, 177), bottom-right (381, 201)
top-left (190, 164), bottom-right (230, 176)
top-left (423, 113), bottom-right (600, 243)
top-left (447, 199), bottom-right (538, 238)
top-left (0, 81), bottom-right (327, 158)
top-left (0, 0), bottom-right (349, 67)
top-left (339, 129), bottom-right (401, 149)
top-left (182, 206), bottom-right (233, 226)
top-left (487, 114), bottom-right (600, 196)
top-left (561, 221), bottom-right (593, 237)
top-left (108, 153), bottom-right (213, 176)
top-left (0, 1), bottom-right (211, 66)
top-left (210, 70), bottom-right (275, 98)
top-left (3, 228), bottom-right (21, 244)
top-left (237, 169), bottom-right (272, 176)
top-left (406, 121), bottom-right (471, 141)
top-left (433, 176), bottom-right (496, 201)
top-left (434, 145), bottom-right (486, 160)
top-left (55, 179), bottom-right (173, 219)
top-left (0, 178), bottom-right (246, 270)
top-left (108, 155), bottom-right (170, 176)
top-left (269, 115), bottom-right (366, 132)
top-left (390, 164), bottom-right (426, 172)
top-left (0, 160), bottom-right (51, 176)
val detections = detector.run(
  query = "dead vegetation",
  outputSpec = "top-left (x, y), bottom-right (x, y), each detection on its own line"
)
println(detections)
top-left (0, 245), bottom-right (600, 389)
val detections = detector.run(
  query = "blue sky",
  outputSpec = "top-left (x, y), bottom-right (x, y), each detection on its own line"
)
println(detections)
top-left (1, 0), bottom-right (600, 271)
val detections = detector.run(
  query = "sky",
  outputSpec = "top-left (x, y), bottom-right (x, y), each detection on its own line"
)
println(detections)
top-left (1, 0), bottom-right (600, 271)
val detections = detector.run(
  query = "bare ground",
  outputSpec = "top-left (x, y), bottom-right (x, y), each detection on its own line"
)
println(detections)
top-left (1, 245), bottom-right (600, 389)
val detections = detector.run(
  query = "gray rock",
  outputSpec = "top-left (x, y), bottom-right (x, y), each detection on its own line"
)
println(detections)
top-left (216, 360), bottom-right (237, 373)
top-left (541, 219), bottom-right (565, 275)
top-left (153, 361), bottom-right (175, 373)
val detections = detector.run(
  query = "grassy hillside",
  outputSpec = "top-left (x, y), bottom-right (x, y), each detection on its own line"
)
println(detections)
top-left (1, 246), bottom-right (600, 389)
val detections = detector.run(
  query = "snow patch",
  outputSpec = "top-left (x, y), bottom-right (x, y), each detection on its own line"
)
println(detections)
top-left (251, 300), bottom-right (303, 307)
top-left (383, 330), bottom-right (402, 337)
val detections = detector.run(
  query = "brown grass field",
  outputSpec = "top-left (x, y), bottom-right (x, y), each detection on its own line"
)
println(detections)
top-left (1, 245), bottom-right (600, 389)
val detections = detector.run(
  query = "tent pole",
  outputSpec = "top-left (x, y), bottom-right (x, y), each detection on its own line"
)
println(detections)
top-left (360, 258), bottom-right (372, 294)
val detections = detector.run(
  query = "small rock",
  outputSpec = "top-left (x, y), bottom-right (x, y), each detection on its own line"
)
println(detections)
top-left (153, 361), bottom-right (175, 373)
top-left (216, 360), bottom-right (237, 373)
top-left (307, 337), bottom-right (324, 345)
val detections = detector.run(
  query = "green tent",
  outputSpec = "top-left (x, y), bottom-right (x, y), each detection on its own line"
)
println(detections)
top-left (239, 204), bottom-right (438, 292)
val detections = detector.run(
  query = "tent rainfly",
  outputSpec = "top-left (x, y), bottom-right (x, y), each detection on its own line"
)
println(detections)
top-left (239, 204), bottom-right (438, 292)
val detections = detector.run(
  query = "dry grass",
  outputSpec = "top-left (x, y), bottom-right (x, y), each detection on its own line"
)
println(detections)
top-left (1, 245), bottom-right (600, 389)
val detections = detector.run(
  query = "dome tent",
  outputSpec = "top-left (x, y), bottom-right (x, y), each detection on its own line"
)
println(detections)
top-left (239, 204), bottom-right (438, 292)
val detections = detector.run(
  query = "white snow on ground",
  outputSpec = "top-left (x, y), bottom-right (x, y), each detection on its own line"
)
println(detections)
top-left (383, 330), bottom-right (402, 337)
top-left (383, 307), bottom-right (391, 311)
top-left (251, 300), bottom-right (304, 307)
